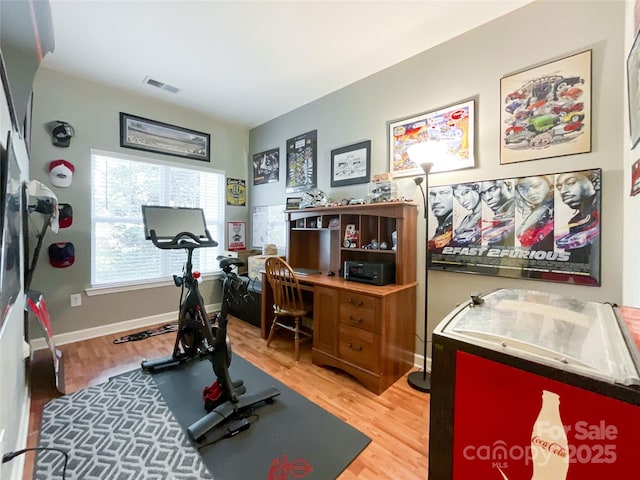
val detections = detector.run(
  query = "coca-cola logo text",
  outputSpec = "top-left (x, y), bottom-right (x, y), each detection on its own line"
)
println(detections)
top-left (531, 435), bottom-right (568, 458)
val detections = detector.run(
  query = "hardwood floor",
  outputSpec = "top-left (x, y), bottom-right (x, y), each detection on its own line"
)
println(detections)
top-left (24, 317), bottom-right (430, 479)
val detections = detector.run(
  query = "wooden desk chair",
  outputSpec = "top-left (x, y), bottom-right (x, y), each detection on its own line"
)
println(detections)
top-left (264, 257), bottom-right (312, 361)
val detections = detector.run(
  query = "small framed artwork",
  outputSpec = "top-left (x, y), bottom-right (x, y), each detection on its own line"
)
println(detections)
top-left (331, 140), bottom-right (371, 187)
top-left (227, 221), bottom-right (246, 251)
top-left (500, 50), bottom-right (592, 164)
top-left (286, 130), bottom-right (317, 193)
top-left (226, 178), bottom-right (246, 206)
top-left (119, 112), bottom-right (210, 162)
top-left (631, 158), bottom-right (640, 196)
top-left (252, 147), bottom-right (280, 185)
top-left (628, 32), bottom-right (640, 150)
top-left (286, 197), bottom-right (302, 210)
top-left (388, 99), bottom-right (475, 177)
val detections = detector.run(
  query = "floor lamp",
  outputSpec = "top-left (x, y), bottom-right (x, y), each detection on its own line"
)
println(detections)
top-left (407, 161), bottom-right (433, 392)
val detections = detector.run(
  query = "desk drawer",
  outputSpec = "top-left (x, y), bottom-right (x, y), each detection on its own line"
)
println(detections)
top-left (338, 324), bottom-right (375, 370)
top-left (339, 292), bottom-right (379, 332)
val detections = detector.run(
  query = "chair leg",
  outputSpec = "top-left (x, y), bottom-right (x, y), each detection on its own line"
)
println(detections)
top-left (266, 316), bottom-right (279, 347)
top-left (294, 317), bottom-right (300, 361)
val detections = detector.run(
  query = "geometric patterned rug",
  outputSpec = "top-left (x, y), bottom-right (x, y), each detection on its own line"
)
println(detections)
top-left (34, 369), bottom-right (213, 480)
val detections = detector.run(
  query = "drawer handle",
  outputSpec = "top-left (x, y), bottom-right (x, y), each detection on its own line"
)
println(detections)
top-left (347, 342), bottom-right (363, 351)
top-left (348, 298), bottom-right (364, 306)
top-left (348, 315), bottom-right (363, 323)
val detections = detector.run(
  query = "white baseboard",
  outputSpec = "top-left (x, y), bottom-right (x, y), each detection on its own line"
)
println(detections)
top-left (413, 353), bottom-right (432, 371)
top-left (30, 303), bottom-right (220, 351)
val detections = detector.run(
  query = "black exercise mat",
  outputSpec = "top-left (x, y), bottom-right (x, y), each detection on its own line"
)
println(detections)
top-left (151, 355), bottom-right (371, 480)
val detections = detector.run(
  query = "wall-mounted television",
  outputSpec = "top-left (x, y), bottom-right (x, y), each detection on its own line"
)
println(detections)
top-left (0, 130), bottom-right (22, 334)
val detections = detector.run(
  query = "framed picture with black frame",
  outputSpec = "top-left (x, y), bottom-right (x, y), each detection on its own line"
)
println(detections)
top-left (331, 140), bottom-right (371, 187)
top-left (119, 112), bottom-right (210, 162)
top-left (286, 130), bottom-right (317, 193)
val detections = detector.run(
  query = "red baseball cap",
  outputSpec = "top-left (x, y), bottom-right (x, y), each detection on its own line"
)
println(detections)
top-left (49, 159), bottom-right (75, 188)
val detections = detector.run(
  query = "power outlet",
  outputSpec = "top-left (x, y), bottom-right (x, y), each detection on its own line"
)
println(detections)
top-left (70, 293), bottom-right (82, 307)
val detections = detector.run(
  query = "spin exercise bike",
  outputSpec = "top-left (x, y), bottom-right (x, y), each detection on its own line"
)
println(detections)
top-left (140, 205), bottom-right (280, 442)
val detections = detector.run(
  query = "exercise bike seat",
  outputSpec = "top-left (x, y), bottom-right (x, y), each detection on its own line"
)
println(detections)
top-left (217, 256), bottom-right (245, 271)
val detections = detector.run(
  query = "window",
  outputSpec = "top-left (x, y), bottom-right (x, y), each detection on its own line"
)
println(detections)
top-left (91, 150), bottom-right (225, 287)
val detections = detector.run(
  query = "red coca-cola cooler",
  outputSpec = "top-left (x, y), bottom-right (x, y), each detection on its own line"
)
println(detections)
top-left (429, 288), bottom-right (640, 480)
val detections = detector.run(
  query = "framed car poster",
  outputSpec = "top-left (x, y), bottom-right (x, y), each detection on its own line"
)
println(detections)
top-left (426, 168), bottom-right (601, 286)
top-left (500, 50), bottom-right (592, 164)
top-left (388, 99), bottom-right (475, 177)
top-left (286, 130), bottom-right (317, 193)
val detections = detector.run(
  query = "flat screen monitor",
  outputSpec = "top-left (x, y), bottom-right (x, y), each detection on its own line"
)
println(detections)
top-left (141, 205), bottom-right (208, 240)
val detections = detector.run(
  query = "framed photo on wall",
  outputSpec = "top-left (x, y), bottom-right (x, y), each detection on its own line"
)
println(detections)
top-left (628, 32), bottom-right (640, 150)
top-left (331, 140), bottom-right (371, 187)
top-left (119, 112), bottom-right (210, 162)
top-left (227, 221), bottom-right (246, 251)
top-left (252, 147), bottom-right (279, 185)
top-left (500, 50), bottom-right (592, 164)
top-left (286, 130), bottom-right (317, 193)
top-left (388, 99), bottom-right (475, 177)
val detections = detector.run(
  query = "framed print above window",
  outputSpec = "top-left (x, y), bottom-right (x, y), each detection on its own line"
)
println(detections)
top-left (286, 130), bottom-right (317, 193)
top-left (388, 99), bottom-right (475, 177)
top-left (500, 50), bottom-right (592, 164)
top-left (119, 112), bottom-right (210, 162)
top-left (331, 140), bottom-right (371, 187)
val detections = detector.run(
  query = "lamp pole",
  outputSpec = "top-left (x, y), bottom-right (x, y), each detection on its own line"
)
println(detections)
top-left (408, 161), bottom-right (433, 392)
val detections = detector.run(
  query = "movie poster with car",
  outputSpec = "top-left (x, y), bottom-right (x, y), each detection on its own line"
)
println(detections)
top-left (500, 50), bottom-right (591, 164)
top-left (426, 169), bottom-right (601, 286)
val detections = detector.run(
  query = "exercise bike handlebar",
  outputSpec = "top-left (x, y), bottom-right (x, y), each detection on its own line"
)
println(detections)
top-left (149, 229), bottom-right (219, 250)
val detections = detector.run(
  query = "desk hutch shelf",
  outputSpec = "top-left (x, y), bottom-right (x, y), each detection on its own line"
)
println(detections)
top-left (266, 201), bottom-right (418, 394)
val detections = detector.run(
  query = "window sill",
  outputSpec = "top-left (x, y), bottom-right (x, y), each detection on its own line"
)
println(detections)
top-left (85, 272), bottom-right (222, 296)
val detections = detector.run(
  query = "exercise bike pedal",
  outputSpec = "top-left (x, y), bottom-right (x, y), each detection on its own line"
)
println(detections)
top-left (225, 417), bottom-right (251, 437)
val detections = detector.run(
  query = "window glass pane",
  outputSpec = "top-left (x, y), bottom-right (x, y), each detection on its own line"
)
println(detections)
top-left (91, 152), bottom-right (225, 287)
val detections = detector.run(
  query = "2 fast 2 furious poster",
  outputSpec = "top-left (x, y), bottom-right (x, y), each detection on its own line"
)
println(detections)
top-left (426, 168), bottom-right (601, 286)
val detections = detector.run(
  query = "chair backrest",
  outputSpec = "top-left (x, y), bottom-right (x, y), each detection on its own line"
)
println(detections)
top-left (264, 257), bottom-right (306, 314)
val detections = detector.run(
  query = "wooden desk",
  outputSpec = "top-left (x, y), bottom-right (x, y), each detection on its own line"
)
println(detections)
top-left (261, 273), bottom-right (416, 394)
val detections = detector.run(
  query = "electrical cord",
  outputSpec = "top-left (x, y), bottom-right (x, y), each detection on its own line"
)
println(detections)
top-left (2, 447), bottom-right (68, 479)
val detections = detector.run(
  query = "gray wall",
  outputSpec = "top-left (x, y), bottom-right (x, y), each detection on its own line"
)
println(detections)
top-left (249, 0), bottom-right (626, 353)
top-left (29, 69), bottom-right (250, 336)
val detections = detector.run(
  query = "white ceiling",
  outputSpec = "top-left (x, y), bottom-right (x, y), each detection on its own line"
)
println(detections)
top-left (42, 0), bottom-right (533, 128)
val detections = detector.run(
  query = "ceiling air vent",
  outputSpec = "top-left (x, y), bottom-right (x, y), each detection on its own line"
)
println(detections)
top-left (143, 76), bottom-right (181, 94)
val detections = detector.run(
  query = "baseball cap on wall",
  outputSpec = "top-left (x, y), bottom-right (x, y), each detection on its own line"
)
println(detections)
top-left (51, 121), bottom-right (75, 147)
top-left (49, 242), bottom-right (75, 268)
top-left (58, 204), bottom-right (73, 228)
top-left (49, 159), bottom-right (75, 188)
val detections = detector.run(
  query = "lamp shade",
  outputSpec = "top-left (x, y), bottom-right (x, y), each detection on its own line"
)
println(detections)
top-left (407, 141), bottom-right (448, 172)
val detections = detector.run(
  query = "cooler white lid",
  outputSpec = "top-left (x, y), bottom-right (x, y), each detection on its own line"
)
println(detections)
top-left (437, 289), bottom-right (640, 386)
